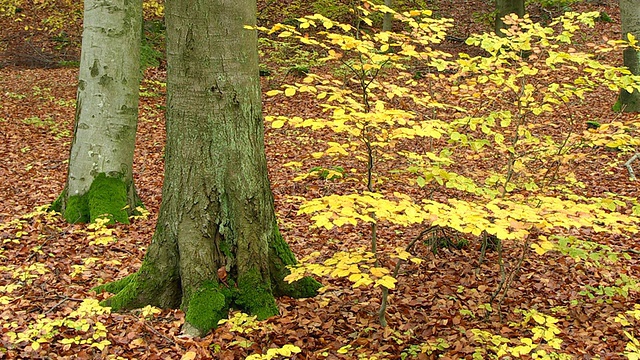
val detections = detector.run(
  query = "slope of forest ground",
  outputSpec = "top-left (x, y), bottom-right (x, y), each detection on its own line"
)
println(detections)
top-left (1, 0), bottom-right (640, 359)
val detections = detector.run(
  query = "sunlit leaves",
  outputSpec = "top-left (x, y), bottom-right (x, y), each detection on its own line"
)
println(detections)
top-left (285, 249), bottom-right (402, 289)
top-left (5, 299), bottom-right (111, 352)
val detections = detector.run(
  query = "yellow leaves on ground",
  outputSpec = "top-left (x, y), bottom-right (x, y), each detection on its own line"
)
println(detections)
top-left (6, 299), bottom-right (111, 352)
top-left (531, 236), bottom-right (555, 255)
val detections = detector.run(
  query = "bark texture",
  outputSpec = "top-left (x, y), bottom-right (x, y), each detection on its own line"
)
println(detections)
top-left (616, 0), bottom-right (640, 112)
top-left (52, 0), bottom-right (142, 223)
top-left (96, 0), bottom-right (320, 337)
top-left (495, 0), bottom-right (524, 35)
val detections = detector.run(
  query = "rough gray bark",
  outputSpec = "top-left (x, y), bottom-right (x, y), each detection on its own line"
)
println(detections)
top-left (95, 0), bottom-right (320, 337)
top-left (53, 0), bottom-right (142, 224)
top-left (617, 0), bottom-right (640, 112)
top-left (495, 0), bottom-right (524, 35)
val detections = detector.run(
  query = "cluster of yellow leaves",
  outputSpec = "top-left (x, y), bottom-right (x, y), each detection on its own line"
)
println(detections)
top-left (0, 262), bottom-right (48, 283)
top-left (5, 299), bottom-right (111, 351)
top-left (300, 192), bottom-right (638, 241)
top-left (245, 344), bottom-right (302, 360)
top-left (217, 311), bottom-right (261, 334)
top-left (85, 217), bottom-right (117, 246)
top-left (285, 248), bottom-right (422, 290)
top-left (613, 305), bottom-right (640, 359)
top-left (471, 309), bottom-right (568, 359)
top-left (580, 120), bottom-right (640, 151)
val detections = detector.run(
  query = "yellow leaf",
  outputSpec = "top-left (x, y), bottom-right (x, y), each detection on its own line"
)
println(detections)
top-left (131, 338), bottom-right (146, 347)
top-left (532, 313), bottom-right (546, 325)
top-left (375, 275), bottom-right (397, 289)
top-left (380, 44), bottom-right (389, 52)
top-left (31, 341), bottom-right (40, 351)
top-left (271, 120), bottom-right (285, 129)
top-left (337, 345), bottom-right (352, 354)
top-left (278, 31), bottom-right (293, 37)
top-left (265, 90), bottom-right (282, 96)
top-left (181, 351), bottom-right (197, 360)
top-left (370, 267), bottom-right (389, 277)
top-left (284, 87), bottom-right (296, 97)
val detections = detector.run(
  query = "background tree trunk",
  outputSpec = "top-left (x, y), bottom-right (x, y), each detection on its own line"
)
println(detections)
top-left (495, 0), bottom-right (524, 35)
top-left (95, 0), bottom-right (320, 337)
top-left (383, 0), bottom-right (393, 32)
top-left (52, 0), bottom-right (142, 224)
top-left (616, 0), bottom-right (640, 112)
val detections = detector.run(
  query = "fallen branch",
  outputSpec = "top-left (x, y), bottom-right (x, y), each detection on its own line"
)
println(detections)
top-left (624, 153), bottom-right (639, 181)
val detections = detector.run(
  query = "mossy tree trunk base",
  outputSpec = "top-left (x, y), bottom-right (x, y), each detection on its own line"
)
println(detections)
top-left (94, 226), bottom-right (320, 337)
top-left (50, 173), bottom-right (142, 224)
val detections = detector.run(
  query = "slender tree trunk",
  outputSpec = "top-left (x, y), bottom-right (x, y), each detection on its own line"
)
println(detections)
top-left (616, 0), bottom-right (640, 112)
top-left (495, 0), bottom-right (524, 35)
top-left (383, 0), bottom-right (393, 32)
top-left (52, 0), bottom-right (142, 224)
top-left (95, 0), bottom-right (320, 337)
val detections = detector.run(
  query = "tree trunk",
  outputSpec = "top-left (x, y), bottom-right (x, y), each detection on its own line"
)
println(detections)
top-left (383, 0), bottom-right (393, 32)
top-left (495, 0), bottom-right (524, 35)
top-left (52, 0), bottom-right (142, 224)
top-left (616, 0), bottom-right (640, 112)
top-left (94, 0), bottom-right (320, 337)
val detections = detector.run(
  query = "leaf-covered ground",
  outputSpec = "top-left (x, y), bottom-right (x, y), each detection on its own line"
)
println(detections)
top-left (1, 0), bottom-right (640, 359)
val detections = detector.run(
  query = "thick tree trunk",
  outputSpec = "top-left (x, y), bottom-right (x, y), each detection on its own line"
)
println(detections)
top-left (52, 0), bottom-right (142, 224)
top-left (495, 0), bottom-right (524, 35)
top-left (95, 0), bottom-right (320, 337)
top-left (616, 0), bottom-right (640, 112)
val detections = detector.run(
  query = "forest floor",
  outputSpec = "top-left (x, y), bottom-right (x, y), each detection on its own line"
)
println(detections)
top-left (1, 0), bottom-right (640, 359)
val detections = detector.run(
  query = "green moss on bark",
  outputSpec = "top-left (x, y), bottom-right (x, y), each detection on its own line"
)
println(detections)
top-left (184, 281), bottom-right (231, 334)
top-left (61, 173), bottom-right (131, 224)
top-left (87, 173), bottom-right (130, 224)
top-left (236, 268), bottom-right (279, 320)
top-left (270, 228), bottom-right (321, 298)
top-left (97, 273), bottom-right (142, 310)
top-left (64, 194), bottom-right (90, 223)
top-left (49, 191), bottom-right (65, 213)
top-left (92, 273), bottom-right (136, 295)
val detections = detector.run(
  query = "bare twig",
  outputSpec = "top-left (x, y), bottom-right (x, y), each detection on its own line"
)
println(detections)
top-left (45, 296), bottom-right (83, 315)
top-left (378, 225), bottom-right (437, 327)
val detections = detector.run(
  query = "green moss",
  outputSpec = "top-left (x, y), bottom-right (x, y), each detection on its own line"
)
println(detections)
top-left (184, 281), bottom-right (231, 334)
top-left (271, 227), bottom-right (296, 265)
top-left (97, 273), bottom-right (142, 311)
top-left (277, 276), bottom-right (322, 299)
top-left (49, 191), bottom-right (64, 213)
top-left (613, 100), bottom-right (623, 112)
top-left (87, 173), bottom-right (130, 224)
top-left (270, 227), bottom-right (321, 298)
top-left (58, 173), bottom-right (132, 224)
top-left (236, 268), bottom-right (279, 320)
top-left (92, 273), bottom-right (136, 295)
top-left (64, 194), bottom-right (90, 223)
